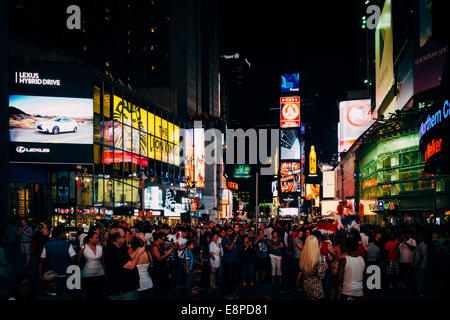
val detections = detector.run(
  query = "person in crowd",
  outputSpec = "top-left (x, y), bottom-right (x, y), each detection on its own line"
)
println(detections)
top-left (34, 223), bottom-right (50, 258)
top-left (222, 227), bottom-right (240, 300)
top-left (384, 232), bottom-right (400, 289)
top-left (253, 229), bottom-right (270, 285)
top-left (0, 234), bottom-right (10, 294)
top-left (414, 231), bottom-right (428, 297)
top-left (367, 235), bottom-right (381, 267)
top-left (40, 225), bottom-right (76, 284)
top-left (103, 227), bottom-right (145, 300)
top-left (292, 230), bottom-right (304, 290)
top-left (269, 230), bottom-right (284, 285)
top-left (129, 234), bottom-right (154, 300)
top-left (184, 240), bottom-right (199, 297)
top-left (241, 235), bottom-right (255, 287)
top-left (8, 275), bottom-right (36, 301)
top-left (264, 223), bottom-right (274, 241)
top-left (174, 228), bottom-right (188, 289)
top-left (299, 235), bottom-right (327, 300)
top-left (17, 219), bottom-right (34, 269)
top-left (78, 230), bottom-right (105, 300)
top-left (399, 231), bottom-right (416, 289)
top-left (151, 232), bottom-right (174, 300)
top-left (338, 237), bottom-right (365, 300)
top-left (3, 221), bottom-right (19, 263)
top-left (209, 233), bottom-right (222, 290)
top-left (38, 270), bottom-right (68, 301)
top-left (330, 239), bottom-right (346, 300)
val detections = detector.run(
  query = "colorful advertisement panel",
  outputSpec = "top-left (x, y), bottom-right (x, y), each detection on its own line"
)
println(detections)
top-left (108, 95), bottom-right (180, 166)
top-left (233, 164), bottom-right (252, 179)
top-left (375, 0), bottom-right (394, 110)
top-left (281, 73), bottom-right (300, 92)
top-left (414, 0), bottom-right (448, 94)
top-left (338, 99), bottom-right (374, 153)
top-left (280, 97), bottom-right (300, 128)
top-left (184, 128), bottom-right (205, 188)
top-left (143, 186), bottom-right (187, 216)
top-left (281, 129), bottom-right (301, 160)
top-left (9, 63), bottom-right (93, 164)
top-left (280, 162), bottom-right (300, 193)
top-left (305, 184), bottom-right (320, 203)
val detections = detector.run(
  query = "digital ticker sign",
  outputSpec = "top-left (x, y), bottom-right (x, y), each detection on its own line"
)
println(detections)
top-left (9, 62), bottom-right (93, 164)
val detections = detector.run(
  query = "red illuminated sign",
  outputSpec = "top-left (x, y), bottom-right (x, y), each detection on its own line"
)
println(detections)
top-left (227, 182), bottom-right (238, 190)
top-left (424, 138), bottom-right (443, 163)
top-left (280, 97), bottom-right (300, 128)
top-left (363, 179), bottom-right (377, 188)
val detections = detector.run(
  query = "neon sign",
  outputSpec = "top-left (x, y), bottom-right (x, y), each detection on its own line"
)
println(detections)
top-left (424, 138), bottom-right (443, 163)
top-left (419, 100), bottom-right (450, 142)
top-left (369, 201), bottom-right (395, 211)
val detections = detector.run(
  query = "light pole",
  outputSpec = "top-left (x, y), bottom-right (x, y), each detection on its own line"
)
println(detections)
top-left (340, 164), bottom-right (345, 214)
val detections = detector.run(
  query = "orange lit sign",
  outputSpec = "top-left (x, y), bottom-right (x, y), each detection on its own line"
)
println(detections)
top-left (363, 179), bottom-right (377, 188)
top-left (227, 182), bottom-right (238, 190)
top-left (424, 138), bottom-right (443, 163)
top-left (280, 97), bottom-right (300, 128)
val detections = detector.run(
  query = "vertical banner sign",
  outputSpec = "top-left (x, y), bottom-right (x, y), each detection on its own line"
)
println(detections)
top-left (280, 97), bottom-right (300, 128)
top-left (375, 0), bottom-right (394, 113)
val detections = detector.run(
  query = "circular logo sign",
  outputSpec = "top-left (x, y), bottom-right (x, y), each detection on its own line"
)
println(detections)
top-left (346, 103), bottom-right (371, 127)
top-left (282, 103), bottom-right (300, 120)
top-left (16, 146), bottom-right (26, 153)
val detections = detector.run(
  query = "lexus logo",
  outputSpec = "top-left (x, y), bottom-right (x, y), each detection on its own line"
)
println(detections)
top-left (16, 146), bottom-right (26, 153)
top-left (16, 146), bottom-right (50, 153)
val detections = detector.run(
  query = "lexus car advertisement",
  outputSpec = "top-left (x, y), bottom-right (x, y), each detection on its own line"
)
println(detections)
top-left (9, 62), bottom-right (93, 164)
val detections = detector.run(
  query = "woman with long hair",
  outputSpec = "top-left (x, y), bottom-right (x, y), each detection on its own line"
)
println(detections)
top-left (299, 235), bottom-right (327, 299)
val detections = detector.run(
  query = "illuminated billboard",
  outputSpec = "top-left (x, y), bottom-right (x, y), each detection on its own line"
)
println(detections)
top-left (280, 162), bottom-right (300, 193)
top-left (280, 97), bottom-right (300, 128)
top-left (375, 0), bottom-right (394, 111)
top-left (338, 99), bottom-right (375, 153)
top-left (323, 171), bottom-right (335, 198)
top-left (143, 186), bottom-right (188, 216)
top-left (9, 63), bottom-right (93, 164)
top-left (281, 129), bottom-right (300, 160)
top-left (184, 128), bottom-right (205, 188)
top-left (306, 184), bottom-right (320, 207)
top-left (233, 164), bottom-right (252, 179)
top-left (414, 0), bottom-right (448, 95)
top-left (281, 73), bottom-right (299, 92)
top-left (107, 95), bottom-right (181, 166)
top-left (279, 208), bottom-right (298, 216)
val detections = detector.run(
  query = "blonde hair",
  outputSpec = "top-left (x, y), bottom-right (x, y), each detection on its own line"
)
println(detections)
top-left (299, 235), bottom-right (321, 276)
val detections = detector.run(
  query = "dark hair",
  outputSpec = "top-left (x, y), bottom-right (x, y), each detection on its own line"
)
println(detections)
top-left (271, 230), bottom-right (278, 237)
top-left (186, 240), bottom-right (195, 247)
top-left (153, 232), bottom-right (166, 242)
top-left (130, 235), bottom-right (144, 251)
top-left (161, 224), bottom-right (169, 230)
top-left (83, 230), bottom-right (97, 245)
top-left (345, 237), bottom-right (358, 253)
top-left (109, 231), bottom-right (122, 243)
top-left (52, 226), bottom-right (65, 238)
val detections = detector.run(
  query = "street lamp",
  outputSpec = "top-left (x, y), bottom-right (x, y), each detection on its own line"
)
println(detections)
top-left (340, 164), bottom-right (344, 215)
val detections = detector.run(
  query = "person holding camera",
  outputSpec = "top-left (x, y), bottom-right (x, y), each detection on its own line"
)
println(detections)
top-left (151, 232), bottom-right (175, 300)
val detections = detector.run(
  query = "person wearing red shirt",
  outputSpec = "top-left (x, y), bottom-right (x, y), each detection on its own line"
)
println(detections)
top-left (384, 233), bottom-right (400, 289)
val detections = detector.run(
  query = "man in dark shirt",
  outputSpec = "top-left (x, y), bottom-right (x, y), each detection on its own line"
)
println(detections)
top-left (104, 227), bottom-right (145, 300)
top-left (222, 227), bottom-right (240, 299)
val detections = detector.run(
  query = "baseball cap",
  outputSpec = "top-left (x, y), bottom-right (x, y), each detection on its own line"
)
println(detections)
top-left (42, 270), bottom-right (58, 282)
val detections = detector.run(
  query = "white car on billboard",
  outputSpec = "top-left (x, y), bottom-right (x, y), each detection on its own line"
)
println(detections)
top-left (37, 117), bottom-right (78, 134)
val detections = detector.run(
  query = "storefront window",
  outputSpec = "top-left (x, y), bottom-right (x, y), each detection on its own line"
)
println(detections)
top-left (114, 180), bottom-right (124, 205)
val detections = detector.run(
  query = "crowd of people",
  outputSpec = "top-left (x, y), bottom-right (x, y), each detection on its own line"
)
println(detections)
top-left (0, 217), bottom-right (449, 300)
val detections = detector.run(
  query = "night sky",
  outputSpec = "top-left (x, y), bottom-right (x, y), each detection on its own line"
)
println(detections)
top-left (219, 0), bottom-right (363, 163)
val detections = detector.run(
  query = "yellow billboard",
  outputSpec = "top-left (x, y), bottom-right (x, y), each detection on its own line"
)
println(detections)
top-left (375, 0), bottom-right (394, 111)
top-left (111, 95), bottom-right (180, 166)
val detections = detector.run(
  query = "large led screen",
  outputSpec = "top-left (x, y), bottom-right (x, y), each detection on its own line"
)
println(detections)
top-left (9, 62), bottom-right (93, 164)
top-left (280, 97), bottom-right (300, 128)
top-left (281, 129), bottom-right (301, 160)
top-left (281, 73), bottom-right (299, 92)
top-left (280, 162), bottom-right (301, 193)
top-left (338, 99), bottom-right (375, 153)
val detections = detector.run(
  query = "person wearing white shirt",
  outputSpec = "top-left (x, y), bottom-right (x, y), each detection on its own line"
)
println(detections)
top-left (209, 234), bottom-right (222, 289)
top-left (77, 231), bottom-right (105, 300)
